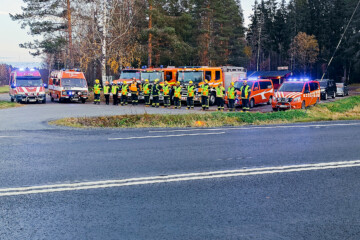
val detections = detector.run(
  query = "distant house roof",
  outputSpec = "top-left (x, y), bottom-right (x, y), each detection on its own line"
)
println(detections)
top-left (247, 70), bottom-right (292, 78)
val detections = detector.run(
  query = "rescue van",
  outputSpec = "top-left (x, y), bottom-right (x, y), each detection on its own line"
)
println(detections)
top-left (113, 69), bottom-right (143, 85)
top-left (9, 68), bottom-right (46, 103)
top-left (178, 66), bottom-right (246, 105)
top-left (272, 80), bottom-right (320, 111)
top-left (231, 79), bottom-right (274, 108)
top-left (48, 69), bottom-right (89, 103)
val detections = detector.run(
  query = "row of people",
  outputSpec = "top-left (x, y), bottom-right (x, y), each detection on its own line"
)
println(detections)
top-left (94, 78), bottom-right (251, 111)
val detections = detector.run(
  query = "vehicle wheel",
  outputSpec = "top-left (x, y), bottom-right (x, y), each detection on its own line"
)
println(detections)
top-left (42, 98), bottom-right (46, 104)
top-left (250, 98), bottom-right (255, 108)
top-left (209, 93), bottom-right (216, 106)
top-left (81, 99), bottom-right (86, 104)
top-left (51, 97), bottom-right (54, 102)
top-left (324, 93), bottom-right (328, 100)
top-left (301, 101), bottom-right (306, 109)
top-left (267, 96), bottom-right (273, 105)
top-left (59, 98), bottom-right (62, 103)
top-left (10, 97), bottom-right (14, 102)
top-left (332, 92), bottom-right (336, 99)
top-left (272, 108), bottom-right (278, 112)
top-left (314, 98), bottom-right (319, 106)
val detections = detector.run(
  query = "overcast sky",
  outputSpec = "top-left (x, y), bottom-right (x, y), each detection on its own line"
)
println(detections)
top-left (0, 0), bottom-right (259, 64)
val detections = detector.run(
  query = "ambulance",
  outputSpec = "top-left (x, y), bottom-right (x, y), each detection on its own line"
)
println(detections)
top-left (9, 68), bottom-right (46, 103)
top-left (48, 69), bottom-right (89, 103)
top-left (272, 79), bottom-right (320, 111)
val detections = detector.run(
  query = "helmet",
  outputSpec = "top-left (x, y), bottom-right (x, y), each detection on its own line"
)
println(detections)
top-left (154, 79), bottom-right (159, 83)
top-left (231, 82), bottom-right (234, 86)
top-left (189, 81), bottom-right (193, 84)
top-left (219, 82), bottom-right (222, 85)
top-left (177, 81), bottom-right (180, 85)
top-left (95, 79), bottom-right (100, 84)
top-left (205, 80), bottom-right (208, 84)
top-left (164, 81), bottom-right (169, 85)
top-left (145, 79), bottom-right (149, 82)
top-left (243, 80), bottom-right (247, 85)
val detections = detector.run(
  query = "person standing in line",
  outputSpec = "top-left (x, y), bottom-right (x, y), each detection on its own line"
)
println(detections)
top-left (201, 80), bottom-right (209, 111)
top-left (111, 81), bottom-right (119, 105)
top-left (173, 81), bottom-right (182, 109)
top-left (187, 81), bottom-right (195, 110)
top-left (143, 79), bottom-right (151, 107)
top-left (93, 79), bottom-right (102, 105)
top-left (162, 81), bottom-right (171, 108)
top-left (152, 79), bottom-right (161, 108)
top-left (240, 80), bottom-right (251, 112)
top-left (121, 81), bottom-right (129, 106)
top-left (227, 82), bottom-right (236, 111)
top-left (103, 81), bottom-right (111, 105)
top-left (215, 82), bottom-right (225, 111)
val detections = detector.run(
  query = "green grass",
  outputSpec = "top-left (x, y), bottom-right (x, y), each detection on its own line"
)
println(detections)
top-left (0, 101), bottom-right (20, 109)
top-left (50, 96), bottom-right (360, 128)
top-left (0, 86), bottom-right (9, 94)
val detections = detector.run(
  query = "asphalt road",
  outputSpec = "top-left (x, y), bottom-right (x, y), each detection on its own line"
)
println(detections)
top-left (1, 98), bottom-right (360, 239)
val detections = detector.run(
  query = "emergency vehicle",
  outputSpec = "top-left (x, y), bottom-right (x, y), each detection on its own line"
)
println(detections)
top-left (48, 69), bottom-right (89, 103)
top-left (178, 66), bottom-right (246, 105)
top-left (9, 68), bottom-right (46, 103)
top-left (113, 69), bottom-right (144, 85)
top-left (272, 80), bottom-right (320, 111)
top-left (230, 79), bottom-right (274, 108)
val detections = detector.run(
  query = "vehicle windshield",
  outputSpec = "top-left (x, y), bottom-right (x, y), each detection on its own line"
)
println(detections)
top-left (16, 77), bottom-right (43, 87)
top-left (141, 72), bottom-right (164, 82)
top-left (178, 71), bottom-right (204, 84)
top-left (234, 81), bottom-right (254, 89)
top-left (61, 78), bottom-right (87, 88)
top-left (320, 81), bottom-right (328, 87)
top-left (120, 71), bottom-right (141, 80)
top-left (278, 82), bottom-right (304, 92)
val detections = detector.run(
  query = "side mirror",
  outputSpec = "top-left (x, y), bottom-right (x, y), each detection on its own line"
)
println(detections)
top-left (44, 83), bottom-right (48, 88)
top-left (254, 87), bottom-right (259, 91)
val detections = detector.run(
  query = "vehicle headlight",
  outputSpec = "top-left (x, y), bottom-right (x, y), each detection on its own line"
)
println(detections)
top-left (82, 91), bottom-right (88, 95)
top-left (293, 96), bottom-right (301, 102)
top-left (277, 97), bottom-right (281, 102)
top-left (39, 92), bottom-right (45, 95)
top-left (321, 89), bottom-right (325, 92)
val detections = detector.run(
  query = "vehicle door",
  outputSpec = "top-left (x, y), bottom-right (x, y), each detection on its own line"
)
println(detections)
top-left (252, 81), bottom-right (260, 103)
top-left (259, 81), bottom-right (273, 103)
top-left (303, 83), bottom-right (311, 106)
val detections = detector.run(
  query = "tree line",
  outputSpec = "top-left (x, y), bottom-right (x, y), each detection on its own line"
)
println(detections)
top-left (10, 0), bottom-right (360, 84)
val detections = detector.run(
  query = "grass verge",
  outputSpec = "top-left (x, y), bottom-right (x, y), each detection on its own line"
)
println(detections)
top-left (0, 101), bottom-right (21, 109)
top-left (0, 86), bottom-right (9, 94)
top-left (50, 96), bottom-right (360, 128)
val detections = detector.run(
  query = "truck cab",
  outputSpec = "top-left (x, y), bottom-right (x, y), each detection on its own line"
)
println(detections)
top-left (9, 68), bottom-right (46, 103)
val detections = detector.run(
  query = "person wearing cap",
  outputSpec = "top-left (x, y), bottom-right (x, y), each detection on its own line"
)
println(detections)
top-left (227, 82), bottom-right (236, 111)
top-left (120, 81), bottom-right (129, 106)
top-left (201, 80), bottom-right (210, 110)
top-left (130, 78), bottom-right (139, 105)
top-left (215, 82), bottom-right (225, 111)
top-left (111, 81), bottom-right (119, 105)
top-left (162, 81), bottom-right (171, 108)
top-left (103, 81), bottom-right (111, 105)
top-left (143, 79), bottom-right (151, 107)
top-left (173, 81), bottom-right (182, 109)
top-left (93, 79), bottom-right (102, 105)
top-left (187, 81), bottom-right (195, 110)
top-left (240, 80), bottom-right (251, 112)
top-left (151, 79), bottom-right (161, 108)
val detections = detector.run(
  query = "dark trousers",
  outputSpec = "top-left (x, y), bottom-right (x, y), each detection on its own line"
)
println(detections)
top-left (174, 97), bottom-right (181, 109)
top-left (242, 98), bottom-right (249, 111)
top-left (187, 97), bottom-right (194, 109)
top-left (216, 97), bottom-right (224, 111)
top-left (144, 95), bottom-right (150, 106)
top-left (104, 94), bottom-right (110, 105)
top-left (201, 96), bottom-right (209, 110)
top-left (228, 99), bottom-right (235, 111)
top-left (152, 96), bottom-right (159, 107)
top-left (164, 96), bottom-right (170, 107)
top-left (94, 94), bottom-right (100, 104)
top-left (131, 92), bottom-right (138, 105)
top-left (113, 95), bottom-right (118, 105)
top-left (121, 95), bottom-right (128, 105)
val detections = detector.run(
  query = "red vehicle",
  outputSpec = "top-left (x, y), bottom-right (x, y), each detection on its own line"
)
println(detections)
top-left (9, 68), bottom-right (46, 103)
top-left (272, 80), bottom-right (320, 111)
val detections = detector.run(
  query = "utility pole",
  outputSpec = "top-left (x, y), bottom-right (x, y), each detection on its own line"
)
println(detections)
top-left (102, 0), bottom-right (108, 85)
top-left (148, 0), bottom-right (153, 67)
top-left (66, 0), bottom-right (73, 68)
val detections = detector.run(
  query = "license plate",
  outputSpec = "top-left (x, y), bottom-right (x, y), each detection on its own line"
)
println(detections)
top-left (181, 97), bottom-right (186, 101)
top-left (279, 105), bottom-right (288, 108)
top-left (72, 98), bottom-right (79, 101)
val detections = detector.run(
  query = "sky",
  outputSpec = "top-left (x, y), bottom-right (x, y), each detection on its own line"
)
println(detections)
top-left (0, 0), bottom-right (260, 64)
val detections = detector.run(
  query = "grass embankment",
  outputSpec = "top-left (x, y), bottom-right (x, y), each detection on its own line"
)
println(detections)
top-left (0, 101), bottom-right (21, 109)
top-left (0, 86), bottom-right (9, 94)
top-left (51, 96), bottom-right (360, 128)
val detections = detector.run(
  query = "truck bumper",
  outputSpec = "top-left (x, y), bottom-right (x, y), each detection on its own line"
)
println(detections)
top-left (16, 94), bottom-right (46, 103)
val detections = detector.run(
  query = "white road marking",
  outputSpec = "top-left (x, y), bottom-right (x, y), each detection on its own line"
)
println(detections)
top-left (0, 136), bottom-right (18, 138)
top-left (108, 132), bottom-right (225, 141)
top-left (149, 122), bottom-right (360, 133)
top-left (1, 160), bottom-right (360, 197)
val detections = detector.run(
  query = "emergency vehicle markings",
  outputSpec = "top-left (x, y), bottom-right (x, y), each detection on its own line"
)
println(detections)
top-left (1, 160), bottom-right (360, 197)
top-left (108, 132), bottom-right (225, 141)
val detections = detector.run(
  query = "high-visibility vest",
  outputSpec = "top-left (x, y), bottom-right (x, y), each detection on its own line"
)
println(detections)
top-left (201, 84), bottom-right (209, 96)
top-left (163, 85), bottom-right (170, 96)
top-left (104, 85), bottom-right (110, 95)
top-left (152, 84), bottom-right (160, 96)
top-left (174, 86), bottom-right (182, 98)
top-left (240, 85), bottom-right (250, 99)
top-left (216, 86), bottom-right (225, 98)
top-left (121, 85), bottom-right (129, 95)
top-left (130, 83), bottom-right (138, 92)
top-left (143, 84), bottom-right (150, 95)
top-left (228, 87), bottom-right (235, 100)
top-left (94, 84), bottom-right (101, 94)
top-left (187, 85), bottom-right (195, 97)
top-left (111, 85), bottom-right (119, 94)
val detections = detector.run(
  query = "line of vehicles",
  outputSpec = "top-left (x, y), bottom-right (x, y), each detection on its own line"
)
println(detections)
top-left (8, 67), bottom-right (350, 111)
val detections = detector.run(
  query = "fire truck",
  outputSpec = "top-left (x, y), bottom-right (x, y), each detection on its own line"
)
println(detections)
top-left (9, 68), bottom-right (46, 103)
top-left (178, 66), bottom-right (247, 105)
top-left (113, 69), bottom-right (144, 85)
top-left (48, 69), bottom-right (89, 103)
